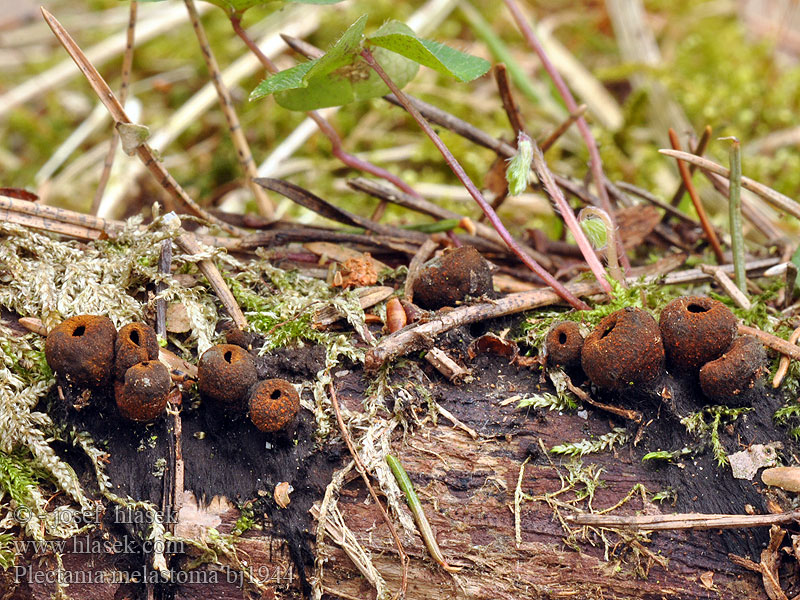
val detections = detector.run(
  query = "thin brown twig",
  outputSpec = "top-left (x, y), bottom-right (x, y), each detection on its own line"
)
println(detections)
top-left (361, 46), bottom-right (590, 311)
top-left (667, 125), bottom-right (712, 210)
top-left (40, 8), bottom-right (245, 237)
top-left (540, 104), bottom-right (587, 153)
top-left (739, 324), bottom-right (800, 362)
top-left (91, 0), bottom-right (137, 215)
top-left (184, 0), bottom-right (273, 218)
top-left (567, 510), bottom-right (800, 531)
top-left (659, 149), bottom-right (800, 221)
top-left (494, 63), bottom-right (526, 138)
top-left (563, 374), bottom-right (642, 423)
top-left (667, 128), bottom-right (725, 263)
top-left (773, 325), bottom-right (800, 388)
top-left (329, 383), bottom-right (408, 599)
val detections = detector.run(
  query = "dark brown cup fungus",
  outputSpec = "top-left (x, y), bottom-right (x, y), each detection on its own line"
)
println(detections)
top-left (581, 307), bottom-right (665, 390)
top-left (545, 321), bottom-right (584, 368)
top-left (248, 379), bottom-right (300, 433)
top-left (197, 344), bottom-right (258, 408)
top-left (114, 360), bottom-right (170, 422)
top-left (45, 315), bottom-right (117, 387)
top-left (115, 322), bottom-right (160, 380)
top-left (699, 336), bottom-right (767, 405)
top-left (412, 246), bottom-right (493, 310)
top-left (659, 296), bottom-right (738, 372)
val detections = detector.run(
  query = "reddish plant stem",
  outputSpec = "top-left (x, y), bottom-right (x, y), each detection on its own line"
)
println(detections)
top-left (230, 15), bottom-right (421, 202)
top-left (668, 128), bottom-right (725, 263)
top-left (502, 0), bottom-right (631, 274)
top-left (361, 47), bottom-right (590, 310)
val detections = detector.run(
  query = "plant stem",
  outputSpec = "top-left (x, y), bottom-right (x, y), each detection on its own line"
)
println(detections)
top-left (724, 137), bottom-right (746, 294)
top-left (667, 128), bottom-right (725, 264)
top-left (91, 0), bottom-right (137, 215)
top-left (230, 15), bottom-right (421, 201)
top-left (360, 47), bottom-right (591, 310)
top-left (185, 0), bottom-right (273, 218)
top-left (503, 0), bottom-right (631, 275)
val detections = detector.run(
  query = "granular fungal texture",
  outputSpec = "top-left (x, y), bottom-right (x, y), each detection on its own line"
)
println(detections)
top-left (115, 360), bottom-right (170, 422)
top-left (115, 322), bottom-right (160, 380)
top-left (45, 315), bottom-right (117, 387)
top-left (581, 307), bottom-right (664, 390)
top-left (699, 335), bottom-right (767, 405)
top-left (248, 379), bottom-right (300, 433)
top-left (659, 296), bottom-right (738, 372)
top-left (412, 246), bottom-right (493, 310)
top-left (197, 344), bottom-right (258, 407)
top-left (545, 321), bottom-right (584, 368)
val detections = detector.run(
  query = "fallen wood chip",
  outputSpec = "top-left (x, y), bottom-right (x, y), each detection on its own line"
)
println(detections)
top-left (762, 467), bottom-right (800, 493)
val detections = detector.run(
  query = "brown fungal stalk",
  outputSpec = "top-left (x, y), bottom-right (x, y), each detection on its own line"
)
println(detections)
top-left (659, 296), bottom-right (738, 372)
top-left (45, 314), bottom-right (117, 388)
top-left (581, 307), bottom-right (664, 390)
top-left (115, 360), bottom-right (171, 422)
top-left (248, 379), bottom-right (300, 433)
top-left (197, 344), bottom-right (258, 408)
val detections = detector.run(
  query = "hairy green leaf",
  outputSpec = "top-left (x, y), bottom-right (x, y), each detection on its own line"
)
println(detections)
top-left (249, 61), bottom-right (316, 100)
top-left (367, 20), bottom-right (489, 82)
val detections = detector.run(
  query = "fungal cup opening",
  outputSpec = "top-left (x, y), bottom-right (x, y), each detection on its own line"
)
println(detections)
top-left (558, 332), bottom-right (567, 344)
top-left (224, 350), bottom-right (233, 363)
top-left (687, 303), bottom-right (709, 313)
top-left (270, 389), bottom-right (282, 400)
top-left (599, 322), bottom-right (616, 340)
top-left (129, 329), bottom-right (140, 345)
top-left (72, 325), bottom-right (86, 337)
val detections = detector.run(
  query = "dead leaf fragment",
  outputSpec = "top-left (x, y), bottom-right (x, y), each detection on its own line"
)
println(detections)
top-left (728, 443), bottom-right (781, 480)
top-left (274, 482), bottom-right (293, 509)
top-left (165, 302), bottom-right (192, 333)
top-left (699, 570), bottom-right (714, 590)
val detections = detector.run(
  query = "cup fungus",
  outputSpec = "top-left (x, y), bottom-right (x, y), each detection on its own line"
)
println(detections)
top-left (197, 344), bottom-right (258, 407)
top-left (45, 314), bottom-right (117, 387)
top-left (659, 296), bottom-right (738, 372)
top-left (248, 378), bottom-right (300, 433)
top-left (581, 307), bottom-right (664, 390)
top-left (412, 246), bottom-right (493, 310)
top-left (545, 321), bottom-right (584, 368)
top-left (699, 335), bottom-right (767, 404)
top-left (115, 322), bottom-right (160, 380)
top-left (114, 360), bottom-right (170, 422)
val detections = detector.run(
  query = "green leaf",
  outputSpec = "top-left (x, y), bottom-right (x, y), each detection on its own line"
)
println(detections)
top-left (304, 14), bottom-right (368, 82)
top-left (250, 61), bottom-right (316, 100)
top-left (367, 20), bottom-right (490, 82)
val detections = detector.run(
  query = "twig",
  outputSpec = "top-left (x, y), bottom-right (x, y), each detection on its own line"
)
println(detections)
top-left (231, 16), bottom-right (420, 201)
top-left (773, 325), bottom-right (800, 388)
top-left (616, 181), bottom-right (699, 227)
top-left (700, 264), bottom-right (751, 310)
top-left (739, 324), bottom-right (800, 363)
top-left (91, 0), bottom-right (137, 215)
top-left (503, 0), bottom-right (631, 275)
top-left (184, 0), bottom-right (273, 218)
top-left (155, 239), bottom-right (172, 341)
top-left (667, 128), bottom-right (724, 263)
top-left (659, 149), bottom-right (800, 221)
top-left (540, 104), bottom-right (587, 153)
top-left (424, 347), bottom-right (472, 384)
top-left (729, 526), bottom-right (788, 600)
top-left (174, 231), bottom-right (247, 330)
top-left (361, 48), bottom-right (590, 311)
top-left (563, 373), bottom-right (642, 423)
top-left (723, 136), bottom-right (747, 294)
top-left (530, 141), bottom-right (614, 294)
top-left (40, 8), bottom-right (244, 237)
top-left (386, 454), bottom-right (461, 573)
top-left (567, 510), bottom-right (800, 531)
top-left (329, 383), bottom-right (408, 598)
top-left (667, 125), bottom-right (712, 210)
top-left (514, 457), bottom-right (529, 547)
top-left (494, 63), bottom-right (526, 138)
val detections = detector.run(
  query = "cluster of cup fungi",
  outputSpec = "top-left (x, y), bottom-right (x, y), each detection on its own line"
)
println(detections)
top-left (546, 296), bottom-right (768, 405)
top-left (44, 315), bottom-right (299, 433)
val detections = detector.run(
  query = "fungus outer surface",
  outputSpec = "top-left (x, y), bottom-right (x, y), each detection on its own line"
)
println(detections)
top-left (197, 344), bottom-right (258, 407)
top-left (44, 315), bottom-right (117, 387)
top-left (115, 360), bottom-right (170, 422)
top-left (659, 296), bottom-right (738, 372)
top-left (545, 321), bottom-right (584, 368)
top-left (699, 335), bottom-right (767, 404)
top-left (581, 307), bottom-right (664, 390)
top-left (248, 379), bottom-right (300, 433)
top-left (412, 246), bottom-right (493, 310)
top-left (115, 322), bottom-right (160, 381)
